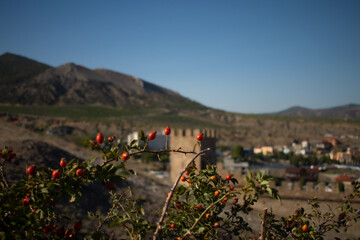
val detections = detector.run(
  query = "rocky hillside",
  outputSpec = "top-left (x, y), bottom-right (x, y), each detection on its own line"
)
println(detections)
top-left (0, 53), bottom-right (206, 111)
top-left (272, 104), bottom-right (360, 120)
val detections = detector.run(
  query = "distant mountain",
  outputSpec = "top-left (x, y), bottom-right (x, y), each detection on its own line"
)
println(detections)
top-left (272, 104), bottom-right (360, 120)
top-left (0, 53), bottom-right (206, 111)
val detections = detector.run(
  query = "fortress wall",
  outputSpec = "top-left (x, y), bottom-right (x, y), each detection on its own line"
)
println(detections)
top-left (170, 129), bottom-right (216, 182)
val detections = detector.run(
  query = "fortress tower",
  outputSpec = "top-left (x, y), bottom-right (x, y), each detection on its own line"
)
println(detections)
top-left (169, 129), bottom-right (217, 182)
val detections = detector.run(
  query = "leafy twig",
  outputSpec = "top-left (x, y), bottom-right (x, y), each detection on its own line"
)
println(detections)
top-left (152, 148), bottom-right (210, 240)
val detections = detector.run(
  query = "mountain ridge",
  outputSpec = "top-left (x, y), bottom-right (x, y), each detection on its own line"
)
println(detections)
top-left (1, 52), bottom-right (359, 120)
top-left (271, 104), bottom-right (360, 120)
top-left (0, 52), bottom-right (206, 111)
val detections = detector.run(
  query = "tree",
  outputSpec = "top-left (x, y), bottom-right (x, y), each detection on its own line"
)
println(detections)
top-left (231, 145), bottom-right (244, 160)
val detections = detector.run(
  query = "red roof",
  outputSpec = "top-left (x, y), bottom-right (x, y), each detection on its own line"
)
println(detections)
top-left (335, 174), bottom-right (352, 182)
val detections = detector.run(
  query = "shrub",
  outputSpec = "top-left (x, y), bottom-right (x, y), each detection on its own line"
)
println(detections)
top-left (0, 127), bottom-right (359, 239)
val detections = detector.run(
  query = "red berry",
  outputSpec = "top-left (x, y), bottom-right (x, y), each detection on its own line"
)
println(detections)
top-left (170, 223), bottom-right (176, 228)
top-left (196, 133), bottom-right (204, 141)
top-left (76, 168), bottom-right (84, 177)
top-left (96, 133), bottom-right (104, 144)
top-left (226, 174), bottom-right (232, 180)
top-left (26, 165), bottom-right (36, 176)
top-left (32, 209), bottom-right (37, 214)
top-left (122, 152), bottom-right (130, 161)
top-left (180, 176), bottom-right (186, 182)
top-left (43, 226), bottom-right (51, 233)
top-left (52, 170), bottom-right (61, 179)
top-left (164, 126), bottom-right (171, 135)
top-left (293, 210), bottom-right (300, 217)
top-left (214, 190), bottom-right (220, 196)
top-left (22, 196), bottom-right (32, 207)
top-left (92, 140), bottom-right (98, 146)
top-left (233, 198), bottom-right (238, 203)
top-left (60, 158), bottom-right (67, 168)
top-left (107, 183), bottom-right (115, 190)
top-left (74, 221), bottom-right (81, 232)
top-left (148, 131), bottom-right (156, 140)
top-left (230, 185), bottom-right (235, 191)
top-left (214, 222), bottom-right (219, 228)
top-left (107, 136), bottom-right (115, 142)
top-left (185, 171), bottom-right (189, 175)
top-left (196, 204), bottom-right (203, 210)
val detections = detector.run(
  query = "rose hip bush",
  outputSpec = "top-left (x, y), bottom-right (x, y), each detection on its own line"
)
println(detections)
top-left (0, 128), bottom-right (359, 239)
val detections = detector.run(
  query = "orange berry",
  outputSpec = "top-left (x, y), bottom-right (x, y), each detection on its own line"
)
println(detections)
top-left (214, 190), bottom-right (220, 197)
top-left (210, 175), bottom-right (216, 180)
top-left (302, 224), bottom-right (308, 232)
top-left (233, 198), bottom-right (238, 203)
top-left (122, 152), bottom-right (130, 161)
top-left (205, 213), bottom-right (210, 218)
top-left (226, 174), bottom-right (232, 180)
top-left (180, 176), bottom-right (186, 182)
top-left (214, 222), bottom-right (219, 228)
top-left (170, 223), bottom-right (176, 228)
top-left (229, 185), bottom-right (235, 191)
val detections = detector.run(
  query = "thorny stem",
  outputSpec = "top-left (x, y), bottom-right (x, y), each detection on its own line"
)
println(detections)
top-left (96, 189), bottom-right (129, 231)
top-left (101, 148), bottom-right (198, 167)
top-left (152, 148), bottom-right (210, 240)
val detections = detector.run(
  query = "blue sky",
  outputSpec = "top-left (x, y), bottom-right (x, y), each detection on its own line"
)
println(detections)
top-left (1, 0), bottom-right (359, 113)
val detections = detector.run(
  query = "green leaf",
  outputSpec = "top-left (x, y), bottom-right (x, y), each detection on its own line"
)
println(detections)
top-left (69, 195), bottom-right (76, 203)
top-left (130, 139), bottom-right (138, 147)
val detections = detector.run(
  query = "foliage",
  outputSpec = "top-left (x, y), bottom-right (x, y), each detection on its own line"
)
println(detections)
top-left (231, 145), bottom-right (244, 160)
top-left (0, 127), bottom-right (359, 239)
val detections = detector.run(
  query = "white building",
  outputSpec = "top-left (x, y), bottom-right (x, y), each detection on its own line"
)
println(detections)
top-left (127, 131), bottom-right (168, 150)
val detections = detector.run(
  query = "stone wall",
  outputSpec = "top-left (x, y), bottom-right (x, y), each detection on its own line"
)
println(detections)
top-left (169, 129), bottom-right (216, 182)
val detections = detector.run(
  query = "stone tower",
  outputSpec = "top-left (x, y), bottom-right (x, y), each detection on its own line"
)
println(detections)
top-left (169, 129), bottom-right (216, 182)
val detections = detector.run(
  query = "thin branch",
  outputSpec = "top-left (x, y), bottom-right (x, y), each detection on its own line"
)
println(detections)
top-left (0, 166), bottom-right (9, 191)
top-left (96, 199), bottom-right (118, 231)
top-left (96, 189), bottom-right (129, 231)
top-left (152, 148), bottom-right (210, 240)
top-left (101, 148), bottom-right (198, 167)
top-left (260, 208), bottom-right (268, 240)
top-left (182, 192), bottom-right (233, 238)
